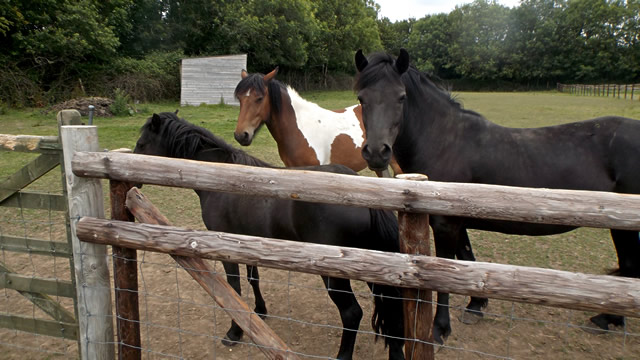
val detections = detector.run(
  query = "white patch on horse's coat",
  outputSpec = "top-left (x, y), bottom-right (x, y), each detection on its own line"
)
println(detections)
top-left (286, 86), bottom-right (364, 164)
top-left (245, 90), bottom-right (251, 97)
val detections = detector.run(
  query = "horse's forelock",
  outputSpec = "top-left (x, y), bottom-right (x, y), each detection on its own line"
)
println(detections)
top-left (234, 73), bottom-right (267, 99)
top-left (234, 72), bottom-right (284, 115)
top-left (354, 52), bottom-right (397, 91)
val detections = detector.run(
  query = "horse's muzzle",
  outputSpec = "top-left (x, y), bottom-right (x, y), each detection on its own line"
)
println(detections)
top-left (234, 131), bottom-right (252, 146)
top-left (362, 143), bottom-right (392, 171)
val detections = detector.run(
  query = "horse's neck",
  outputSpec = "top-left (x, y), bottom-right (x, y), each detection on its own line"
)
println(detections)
top-left (267, 87), bottom-right (326, 166)
top-left (395, 86), bottom-right (473, 172)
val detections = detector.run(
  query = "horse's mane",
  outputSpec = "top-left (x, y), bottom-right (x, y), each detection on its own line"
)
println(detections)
top-left (354, 52), bottom-right (465, 111)
top-left (142, 112), bottom-right (271, 167)
top-left (234, 72), bottom-right (285, 115)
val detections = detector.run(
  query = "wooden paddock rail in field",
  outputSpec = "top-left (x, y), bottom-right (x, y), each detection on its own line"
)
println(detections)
top-left (71, 151), bottom-right (640, 230)
top-left (558, 83), bottom-right (640, 100)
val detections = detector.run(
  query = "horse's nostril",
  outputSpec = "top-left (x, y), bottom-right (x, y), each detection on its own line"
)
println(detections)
top-left (381, 144), bottom-right (391, 156)
top-left (362, 144), bottom-right (372, 159)
top-left (234, 131), bottom-right (248, 143)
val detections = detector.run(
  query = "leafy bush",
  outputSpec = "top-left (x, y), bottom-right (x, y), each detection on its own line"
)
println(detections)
top-left (90, 50), bottom-right (183, 102)
top-left (0, 64), bottom-right (42, 108)
top-left (110, 88), bottom-right (133, 116)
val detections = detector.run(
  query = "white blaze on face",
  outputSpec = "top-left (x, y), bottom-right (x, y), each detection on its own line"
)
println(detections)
top-left (287, 86), bottom-right (364, 164)
top-left (245, 89), bottom-right (251, 97)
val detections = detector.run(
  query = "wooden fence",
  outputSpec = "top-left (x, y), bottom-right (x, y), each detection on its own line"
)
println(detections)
top-left (0, 111), bottom-right (84, 355)
top-left (558, 83), bottom-right (640, 100)
top-left (63, 142), bottom-right (640, 358)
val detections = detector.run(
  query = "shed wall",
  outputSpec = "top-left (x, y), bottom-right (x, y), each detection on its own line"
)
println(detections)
top-left (180, 54), bottom-right (247, 106)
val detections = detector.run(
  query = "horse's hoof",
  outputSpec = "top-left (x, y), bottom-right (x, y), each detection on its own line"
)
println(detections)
top-left (459, 310), bottom-right (483, 325)
top-left (222, 336), bottom-right (239, 347)
top-left (432, 327), bottom-right (450, 345)
top-left (255, 309), bottom-right (268, 320)
top-left (581, 315), bottom-right (617, 335)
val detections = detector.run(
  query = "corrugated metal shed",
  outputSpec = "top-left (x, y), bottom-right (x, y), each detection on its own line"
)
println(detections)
top-left (180, 54), bottom-right (247, 106)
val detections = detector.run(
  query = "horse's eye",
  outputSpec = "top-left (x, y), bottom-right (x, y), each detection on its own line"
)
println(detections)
top-left (256, 97), bottom-right (264, 103)
top-left (399, 94), bottom-right (406, 103)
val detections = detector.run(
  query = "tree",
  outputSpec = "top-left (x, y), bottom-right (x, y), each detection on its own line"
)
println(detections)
top-left (311, 0), bottom-right (383, 74)
top-left (378, 17), bottom-right (413, 57)
top-left (0, 0), bottom-right (131, 104)
top-left (503, 0), bottom-right (566, 84)
top-left (447, 0), bottom-right (512, 80)
top-left (407, 14), bottom-right (456, 76)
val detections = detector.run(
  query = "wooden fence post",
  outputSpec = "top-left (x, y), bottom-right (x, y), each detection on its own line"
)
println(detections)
top-left (110, 179), bottom-right (141, 360)
top-left (396, 174), bottom-right (433, 360)
top-left (60, 125), bottom-right (115, 359)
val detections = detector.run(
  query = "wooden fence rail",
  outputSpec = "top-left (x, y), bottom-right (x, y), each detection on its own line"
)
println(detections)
top-left (68, 152), bottom-right (640, 314)
top-left (69, 150), bottom-right (640, 359)
top-left (71, 151), bottom-right (640, 230)
top-left (557, 83), bottom-right (640, 100)
top-left (75, 217), bottom-right (640, 318)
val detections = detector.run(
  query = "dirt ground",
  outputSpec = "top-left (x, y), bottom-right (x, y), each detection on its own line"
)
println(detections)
top-left (1, 187), bottom-right (639, 359)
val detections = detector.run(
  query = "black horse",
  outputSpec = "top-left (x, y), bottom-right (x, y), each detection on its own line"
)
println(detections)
top-left (134, 112), bottom-right (405, 360)
top-left (354, 49), bottom-right (640, 344)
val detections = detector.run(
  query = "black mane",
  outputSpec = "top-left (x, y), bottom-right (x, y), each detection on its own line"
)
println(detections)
top-left (142, 112), bottom-right (271, 167)
top-left (354, 52), bottom-right (464, 111)
top-left (234, 72), bottom-right (285, 115)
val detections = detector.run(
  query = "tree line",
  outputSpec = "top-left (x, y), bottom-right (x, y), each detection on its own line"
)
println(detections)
top-left (1, 0), bottom-right (639, 107)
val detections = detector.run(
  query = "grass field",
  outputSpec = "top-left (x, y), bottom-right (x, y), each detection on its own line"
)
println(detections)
top-left (1, 91), bottom-right (640, 359)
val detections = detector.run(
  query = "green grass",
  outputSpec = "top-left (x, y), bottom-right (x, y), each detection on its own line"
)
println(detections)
top-left (2, 90), bottom-right (639, 358)
top-left (2, 91), bottom-right (639, 266)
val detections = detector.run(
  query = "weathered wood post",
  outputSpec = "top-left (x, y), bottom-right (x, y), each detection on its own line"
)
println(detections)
top-left (60, 125), bottom-right (115, 359)
top-left (109, 173), bottom-right (141, 359)
top-left (396, 173), bottom-right (434, 360)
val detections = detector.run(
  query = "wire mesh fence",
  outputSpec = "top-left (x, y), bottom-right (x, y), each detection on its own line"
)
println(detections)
top-left (3, 130), bottom-right (640, 359)
top-left (79, 247), bottom-right (640, 359)
top-left (3, 185), bottom-right (640, 359)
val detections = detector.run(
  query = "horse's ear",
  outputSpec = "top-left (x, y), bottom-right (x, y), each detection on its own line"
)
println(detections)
top-left (355, 49), bottom-right (368, 72)
top-left (174, 109), bottom-right (179, 115)
top-left (241, 69), bottom-right (249, 79)
top-left (395, 48), bottom-right (409, 75)
top-left (264, 67), bottom-right (278, 83)
top-left (151, 113), bottom-right (162, 131)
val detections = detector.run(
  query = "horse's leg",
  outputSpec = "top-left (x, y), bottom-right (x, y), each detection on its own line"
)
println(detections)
top-left (323, 276), bottom-right (362, 360)
top-left (221, 261), bottom-right (244, 346)
top-left (430, 217), bottom-right (458, 344)
top-left (245, 265), bottom-right (267, 318)
top-left (456, 230), bottom-right (488, 324)
top-left (589, 229), bottom-right (640, 331)
top-left (366, 283), bottom-right (405, 360)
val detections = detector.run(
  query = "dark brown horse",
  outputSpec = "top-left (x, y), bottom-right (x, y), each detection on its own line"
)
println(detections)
top-left (354, 49), bottom-right (640, 344)
top-left (233, 68), bottom-right (401, 176)
top-left (134, 112), bottom-right (405, 360)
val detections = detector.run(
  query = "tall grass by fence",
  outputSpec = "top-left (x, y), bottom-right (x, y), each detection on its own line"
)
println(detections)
top-left (558, 83), bottom-right (640, 100)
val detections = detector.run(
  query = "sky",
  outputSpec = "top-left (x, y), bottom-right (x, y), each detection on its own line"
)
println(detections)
top-left (375, 0), bottom-right (522, 21)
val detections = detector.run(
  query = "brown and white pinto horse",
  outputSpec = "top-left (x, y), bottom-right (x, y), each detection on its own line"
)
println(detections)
top-left (233, 68), bottom-right (401, 176)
